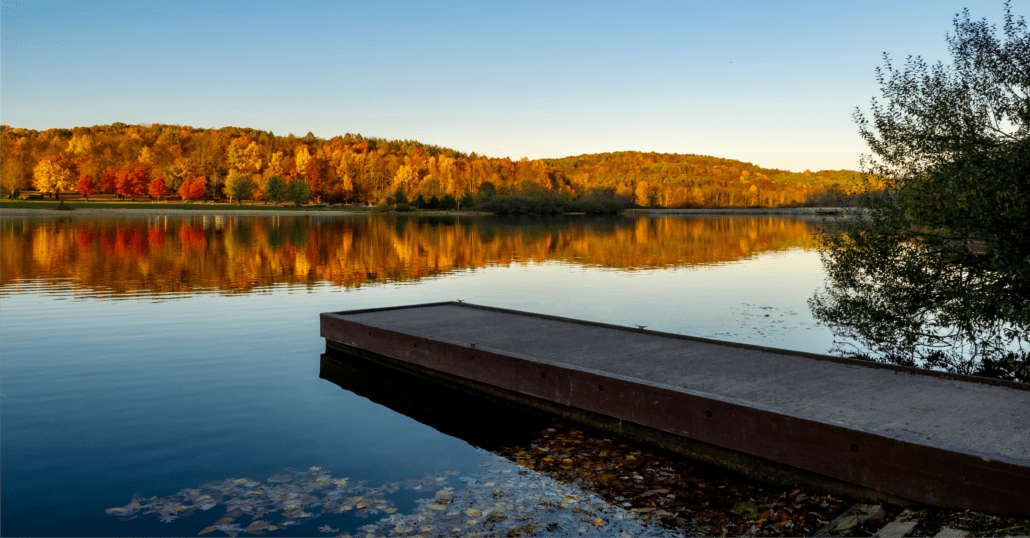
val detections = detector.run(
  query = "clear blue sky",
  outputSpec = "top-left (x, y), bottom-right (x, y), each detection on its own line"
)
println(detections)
top-left (0, 0), bottom-right (1013, 171)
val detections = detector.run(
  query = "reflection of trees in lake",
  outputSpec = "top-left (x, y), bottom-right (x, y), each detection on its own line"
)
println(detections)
top-left (1, 215), bottom-right (817, 298)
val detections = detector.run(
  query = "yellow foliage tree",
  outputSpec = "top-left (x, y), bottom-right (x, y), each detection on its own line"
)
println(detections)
top-left (32, 156), bottom-right (75, 199)
top-left (634, 180), bottom-right (653, 207)
top-left (226, 143), bottom-right (244, 172)
top-left (66, 134), bottom-right (93, 156)
top-left (267, 152), bottom-right (285, 177)
top-left (243, 142), bottom-right (263, 173)
top-left (294, 145), bottom-right (311, 176)
top-left (393, 164), bottom-right (419, 196)
top-left (139, 146), bottom-right (154, 165)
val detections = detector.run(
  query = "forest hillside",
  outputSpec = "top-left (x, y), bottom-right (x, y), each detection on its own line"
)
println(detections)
top-left (1, 123), bottom-right (871, 207)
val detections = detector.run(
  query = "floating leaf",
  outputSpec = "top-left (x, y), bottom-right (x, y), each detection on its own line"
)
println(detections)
top-left (105, 500), bottom-right (142, 518)
top-left (317, 524), bottom-right (338, 533)
top-left (464, 508), bottom-right (483, 518)
top-left (426, 503), bottom-right (446, 511)
top-left (198, 525), bottom-right (217, 535)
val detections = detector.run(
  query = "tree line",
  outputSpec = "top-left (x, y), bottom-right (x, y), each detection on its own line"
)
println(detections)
top-left (1, 123), bottom-right (867, 208)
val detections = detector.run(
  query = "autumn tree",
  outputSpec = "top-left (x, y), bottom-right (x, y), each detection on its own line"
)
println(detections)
top-left (148, 178), bottom-right (168, 202)
top-left (265, 175), bottom-right (287, 205)
top-left (77, 174), bottom-right (96, 201)
top-left (811, 3), bottom-right (1029, 379)
top-left (285, 177), bottom-right (311, 207)
top-left (242, 141), bottom-right (263, 173)
top-left (116, 162), bottom-right (151, 200)
top-left (178, 176), bottom-right (207, 202)
top-left (166, 157), bottom-right (200, 193)
top-left (1, 157), bottom-right (29, 197)
top-left (32, 156), bottom-right (75, 200)
top-left (99, 166), bottom-right (120, 194)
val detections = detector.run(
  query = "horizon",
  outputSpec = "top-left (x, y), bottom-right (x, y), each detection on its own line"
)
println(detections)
top-left (0, 0), bottom-right (1013, 172)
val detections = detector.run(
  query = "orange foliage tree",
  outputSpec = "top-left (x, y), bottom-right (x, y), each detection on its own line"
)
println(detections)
top-left (77, 175), bottom-right (96, 201)
top-left (148, 178), bottom-right (168, 202)
top-left (178, 176), bottom-right (206, 201)
top-left (116, 163), bottom-right (151, 200)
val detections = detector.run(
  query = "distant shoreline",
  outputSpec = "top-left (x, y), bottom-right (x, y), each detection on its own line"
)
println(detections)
top-left (625, 207), bottom-right (856, 215)
top-left (0, 205), bottom-right (856, 220)
top-left (0, 206), bottom-right (486, 219)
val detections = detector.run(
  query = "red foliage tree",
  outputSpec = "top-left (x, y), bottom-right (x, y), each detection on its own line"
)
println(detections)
top-left (305, 156), bottom-right (325, 202)
top-left (77, 174), bottom-right (96, 201)
top-left (148, 178), bottom-right (168, 201)
top-left (116, 162), bottom-right (151, 200)
top-left (178, 175), bottom-right (206, 201)
top-left (99, 165), bottom-right (120, 194)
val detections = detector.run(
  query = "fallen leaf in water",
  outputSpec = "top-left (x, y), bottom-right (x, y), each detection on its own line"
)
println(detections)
top-left (426, 503), bottom-right (446, 511)
top-left (198, 525), bottom-right (217, 535)
top-left (105, 500), bottom-right (142, 518)
top-left (215, 523), bottom-right (242, 538)
top-left (317, 524), bottom-right (338, 533)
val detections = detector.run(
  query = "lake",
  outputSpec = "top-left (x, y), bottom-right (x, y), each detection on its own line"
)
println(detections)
top-left (0, 213), bottom-right (837, 536)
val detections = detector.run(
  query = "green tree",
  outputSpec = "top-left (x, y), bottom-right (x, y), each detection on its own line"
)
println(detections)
top-left (265, 175), bottom-right (287, 205)
top-left (810, 3), bottom-right (1029, 380)
top-left (393, 187), bottom-right (408, 206)
top-left (285, 178), bottom-right (311, 207)
top-left (224, 170), bottom-right (255, 205)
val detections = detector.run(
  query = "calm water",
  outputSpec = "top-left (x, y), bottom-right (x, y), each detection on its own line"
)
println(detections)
top-left (1, 214), bottom-right (834, 536)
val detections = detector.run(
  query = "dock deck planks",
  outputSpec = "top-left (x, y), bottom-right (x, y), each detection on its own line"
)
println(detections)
top-left (321, 301), bottom-right (1030, 515)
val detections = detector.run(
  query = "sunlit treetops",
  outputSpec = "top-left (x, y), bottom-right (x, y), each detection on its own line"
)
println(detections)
top-left (0, 123), bottom-right (868, 207)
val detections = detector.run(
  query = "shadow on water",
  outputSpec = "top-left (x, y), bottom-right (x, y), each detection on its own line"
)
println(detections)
top-left (318, 351), bottom-right (552, 452)
top-left (316, 351), bottom-right (856, 537)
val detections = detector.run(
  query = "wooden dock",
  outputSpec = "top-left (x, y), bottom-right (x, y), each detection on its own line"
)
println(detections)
top-left (320, 301), bottom-right (1030, 515)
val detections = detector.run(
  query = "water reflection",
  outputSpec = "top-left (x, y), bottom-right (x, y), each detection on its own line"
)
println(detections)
top-left (1, 215), bottom-right (818, 299)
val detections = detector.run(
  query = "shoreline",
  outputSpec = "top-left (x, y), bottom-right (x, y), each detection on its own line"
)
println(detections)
top-left (0, 206), bottom-right (488, 219)
top-left (0, 205), bottom-right (856, 220)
